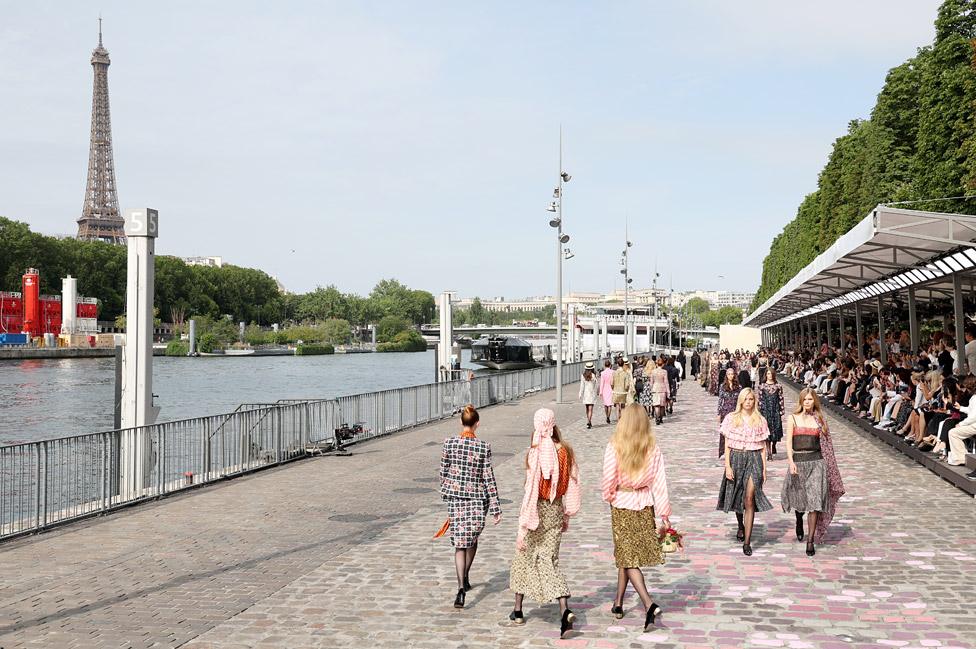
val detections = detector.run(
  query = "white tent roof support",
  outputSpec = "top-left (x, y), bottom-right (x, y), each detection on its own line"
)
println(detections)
top-left (746, 206), bottom-right (976, 328)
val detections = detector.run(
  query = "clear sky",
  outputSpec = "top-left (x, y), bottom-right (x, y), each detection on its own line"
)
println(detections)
top-left (0, 1), bottom-right (941, 298)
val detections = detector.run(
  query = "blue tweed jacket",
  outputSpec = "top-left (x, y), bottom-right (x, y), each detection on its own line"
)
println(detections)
top-left (439, 436), bottom-right (501, 517)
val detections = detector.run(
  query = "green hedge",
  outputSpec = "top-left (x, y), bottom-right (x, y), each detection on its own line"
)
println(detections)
top-left (376, 330), bottom-right (427, 353)
top-left (165, 340), bottom-right (189, 356)
top-left (295, 343), bottom-right (335, 356)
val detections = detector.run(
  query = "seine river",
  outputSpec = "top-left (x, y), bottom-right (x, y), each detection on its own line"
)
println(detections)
top-left (0, 350), bottom-right (480, 446)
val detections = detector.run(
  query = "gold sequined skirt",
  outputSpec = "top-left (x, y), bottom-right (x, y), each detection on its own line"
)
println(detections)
top-left (610, 506), bottom-right (664, 568)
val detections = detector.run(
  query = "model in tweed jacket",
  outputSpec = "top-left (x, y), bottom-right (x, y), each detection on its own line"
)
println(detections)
top-left (439, 437), bottom-right (502, 510)
top-left (439, 404), bottom-right (501, 609)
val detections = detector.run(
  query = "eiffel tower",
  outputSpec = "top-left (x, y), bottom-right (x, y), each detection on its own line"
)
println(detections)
top-left (76, 19), bottom-right (125, 244)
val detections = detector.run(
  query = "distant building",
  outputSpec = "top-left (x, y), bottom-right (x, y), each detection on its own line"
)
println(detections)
top-left (271, 276), bottom-right (289, 295)
top-left (451, 288), bottom-right (754, 313)
top-left (182, 256), bottom-right (224, 268)
top-left (713, 291), bottom-right (755, 309)
top-left (669, 290), bottom-right (754, 310)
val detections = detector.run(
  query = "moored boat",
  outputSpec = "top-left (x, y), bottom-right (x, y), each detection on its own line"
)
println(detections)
top-left (470, 335), bottom-right (551, 370)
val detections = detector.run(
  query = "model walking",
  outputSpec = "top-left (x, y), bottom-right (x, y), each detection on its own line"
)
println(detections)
top-left (648, 357), bottom-right (670, 426)
top-left (716, 389), bottom-right (772, 556)
top-left (612, 357), bottom-right (634, 419)
top-left (757, 369), bottom-right (785, 458)
top-left (717, 369), bottom-right (741, 458)
top-left (579, 362), bottom-right (599, 429)
top-left (599, 359), bottom-right (615, 424)
top-left (509, 409), bottom-right (582, 637)
top-left (708, 354), bottom-right (721, 396)
top-left (781, 388), bottom-right (846, 556)
top-left (438, 405), bottom-right (501, 608)
top-left (638, 359), bottom-right (655, 415)
top-left (601, 403), bottom-right (671, 632)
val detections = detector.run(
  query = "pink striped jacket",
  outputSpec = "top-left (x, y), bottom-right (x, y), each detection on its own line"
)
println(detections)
top-left (601, 443), bottom-right (671, 519)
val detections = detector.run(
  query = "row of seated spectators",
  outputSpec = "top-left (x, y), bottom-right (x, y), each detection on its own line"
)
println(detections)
top-left (773, 340), bottom-right (976, 480)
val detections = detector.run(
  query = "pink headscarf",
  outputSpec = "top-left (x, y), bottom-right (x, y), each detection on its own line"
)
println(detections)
top-left (516, 408), bottom-right (560, 548)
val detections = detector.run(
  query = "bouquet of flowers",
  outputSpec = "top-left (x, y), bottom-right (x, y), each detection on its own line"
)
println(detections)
top-left (658, 526), bottom-right (684, 554)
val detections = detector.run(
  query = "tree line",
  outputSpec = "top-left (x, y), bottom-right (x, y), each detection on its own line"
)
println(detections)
top-left (753, 0), bottom-right (976, 312)
top-left (678, 298), bottom-right (743, 327)
top-left (0, 217), bottom-right (435, 327)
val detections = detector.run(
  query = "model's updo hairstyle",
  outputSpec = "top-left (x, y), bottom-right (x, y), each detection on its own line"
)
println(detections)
top-left (461, 404), bottom-right (480, 427)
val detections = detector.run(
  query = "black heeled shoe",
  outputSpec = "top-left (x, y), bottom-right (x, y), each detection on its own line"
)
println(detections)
top-left (742, 542), bottom-right (753, 556)
top-left (453, 588), bottom-right (465, 609)
top-left (509, 609), bottom-right (525, 625)
top-left (795, 514), bottom-right (805, 541)
top-left (806, 542), bottom-right (816, 557)
top-left (463, 578), bottom-right (472, 592)
top-left (644, 603), bottom-right (662, 631)
top-left (560, 609), bottom-right (576, 638)
top-left (610, 603), bottom-right (625, 619)
top-left (736, 526), bottom-right (745, 542)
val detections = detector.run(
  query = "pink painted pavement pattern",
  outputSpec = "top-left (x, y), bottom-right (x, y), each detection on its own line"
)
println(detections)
top-left (176, 381), bottom-right (976, 648)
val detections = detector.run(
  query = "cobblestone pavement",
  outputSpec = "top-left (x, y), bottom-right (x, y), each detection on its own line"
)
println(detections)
top-left (182, 382), bottom-right (976, 649)
top-left (0, 391), bottom-right (581, 649)
top-left (4, 382), bottom-right (976, 649)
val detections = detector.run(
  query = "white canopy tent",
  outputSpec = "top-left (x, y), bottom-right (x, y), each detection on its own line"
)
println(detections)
top-left (746, 205), bottom-right (976, 370)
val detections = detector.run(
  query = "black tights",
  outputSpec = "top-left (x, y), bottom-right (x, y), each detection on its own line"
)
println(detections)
top-left (795, 510), bottom-right (819, 545)
top-left (735, 477), bottom-right (757, 544)
top-left (614, 567), bottom-right (654, 610)
top-left (454, 542), bottom-right (477, 589)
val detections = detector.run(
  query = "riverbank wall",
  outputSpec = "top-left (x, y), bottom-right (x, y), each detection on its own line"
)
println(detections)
top-left (0, 347), bottom-right (165, 360)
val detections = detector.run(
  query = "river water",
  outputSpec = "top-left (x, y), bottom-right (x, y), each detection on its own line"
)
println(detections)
top-left (0, 350), bottom-right (481, 446)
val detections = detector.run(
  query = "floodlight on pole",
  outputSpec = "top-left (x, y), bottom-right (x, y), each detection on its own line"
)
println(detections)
top-left (546, 125), bottom-right (572, 402)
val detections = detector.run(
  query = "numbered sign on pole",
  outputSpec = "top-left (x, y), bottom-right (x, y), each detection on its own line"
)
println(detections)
top-left (124, 208), bottom-right (159, 238)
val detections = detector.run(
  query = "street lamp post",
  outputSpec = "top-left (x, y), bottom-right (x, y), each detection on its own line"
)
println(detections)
top-left (620, 233), bottom-right (633, 356)
top-left (651, 271), bottom-right (660, 354)
top-left (547, 130), bottom-right (571, 403)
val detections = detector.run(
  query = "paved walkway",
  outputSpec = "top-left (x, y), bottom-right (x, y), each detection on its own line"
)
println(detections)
top-left (2, 382), bottom-right (976, 648)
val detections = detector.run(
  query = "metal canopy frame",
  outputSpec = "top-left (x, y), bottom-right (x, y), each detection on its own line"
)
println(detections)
top-left (745, 206), bottom-right (976, 328)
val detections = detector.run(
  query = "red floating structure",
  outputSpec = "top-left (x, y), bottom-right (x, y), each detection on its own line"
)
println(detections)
top-left (0, 269), bottom-right (99, 337)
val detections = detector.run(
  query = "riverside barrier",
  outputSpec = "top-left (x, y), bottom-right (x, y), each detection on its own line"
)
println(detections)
top-left (0, 361), bottom-right (585, 541)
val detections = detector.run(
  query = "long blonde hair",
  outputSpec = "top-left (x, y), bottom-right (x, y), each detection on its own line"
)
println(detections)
top-left (610, 403), bottom-right (655, 480)
top-left (792, 387), bottom-right (824, 419)
top-left (731, 387), bottom-right (763, 427)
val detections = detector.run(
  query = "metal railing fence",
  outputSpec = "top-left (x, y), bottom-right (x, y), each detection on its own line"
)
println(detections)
top-left (0, 361), bottom-right (584, 541)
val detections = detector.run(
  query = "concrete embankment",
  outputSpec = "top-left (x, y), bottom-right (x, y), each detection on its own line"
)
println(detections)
top-left (0, 347), bottom-right (165, 360)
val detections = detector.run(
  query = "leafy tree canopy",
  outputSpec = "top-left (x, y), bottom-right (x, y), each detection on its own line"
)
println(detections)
top-left (753, 0), bottom-right (976, 312)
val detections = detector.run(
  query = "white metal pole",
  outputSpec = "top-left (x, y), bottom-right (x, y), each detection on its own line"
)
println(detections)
top-left (652, 276), bottom-right (658, 354)
top-left (120, 207), bottom-right (159, 498)
top-left (555, 131), bottom-right (563, 403)
top-left (438, 291), bottom-right (454, 381)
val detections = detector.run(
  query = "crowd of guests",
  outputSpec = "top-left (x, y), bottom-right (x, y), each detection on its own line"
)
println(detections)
top-left (436, 343), bottom-right (849, 638)
top-left (776, 328), bottom-right (976, 480)
top-left (695, 347), bottom-right (843, 557)
top-left (579, 351), bottom-right (686, 428)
